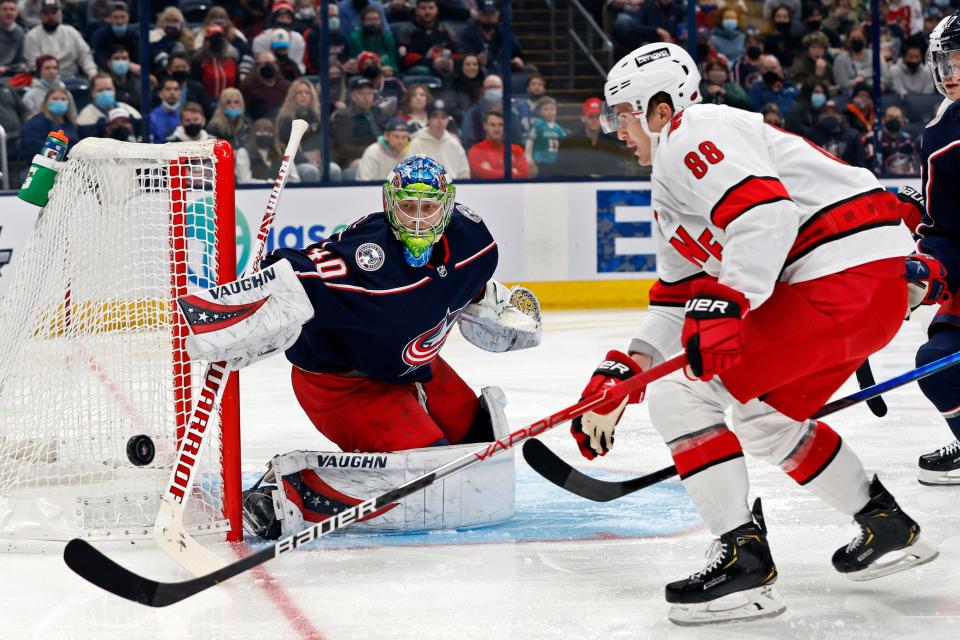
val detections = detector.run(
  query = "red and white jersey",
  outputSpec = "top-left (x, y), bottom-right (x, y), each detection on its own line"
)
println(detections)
top-left (629, 104), bottom-right (914, 362)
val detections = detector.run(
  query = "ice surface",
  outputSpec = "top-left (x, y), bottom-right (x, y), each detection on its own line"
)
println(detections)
top-left (1, 310), bottom-right (958, 639)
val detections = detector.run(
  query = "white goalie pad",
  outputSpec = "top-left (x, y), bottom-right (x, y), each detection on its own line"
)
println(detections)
top-left (262, 387), bottom-right (515, 535)
top-left (458, 280), bottom-right (542, 352)
top-left (177, 259), bottom-right (315, 368)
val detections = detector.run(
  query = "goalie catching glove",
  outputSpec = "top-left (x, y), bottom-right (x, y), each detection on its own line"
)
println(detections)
top-left (177, 259), bottom-right (315, 368)
top-left (458, 280), bottom-right (542, 352)
top-left (571, 350), bottom-right (645, 460)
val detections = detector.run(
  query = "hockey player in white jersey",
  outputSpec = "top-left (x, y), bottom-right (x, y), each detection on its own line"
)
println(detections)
top-left (571, 43), bottom-right (939, 625)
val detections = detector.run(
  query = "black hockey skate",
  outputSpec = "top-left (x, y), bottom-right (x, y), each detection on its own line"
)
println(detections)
top-left (832, 475), bottom-right (938, 580)
top-left (242, 486), bottom-right (282, 540)
top-left (665, 498), bottom-right (785, 626)
top-left (918, 440), bottom-right (960, 486)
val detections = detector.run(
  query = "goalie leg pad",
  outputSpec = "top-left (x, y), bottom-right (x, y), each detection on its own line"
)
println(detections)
top-left (178, 259), bottom-right (315, 368)
top-left (262, 431), bottom-right (516, 536)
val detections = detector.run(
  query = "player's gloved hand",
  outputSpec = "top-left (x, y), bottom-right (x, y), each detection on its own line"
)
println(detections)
top-left (570, 350), bottom-right (645, 460)
top-left (896, 185), bottom-right (926, 233)
top-left (905, 254), bottom-right (950, 313)
top-left (681, 280), bottom-right (749, 381)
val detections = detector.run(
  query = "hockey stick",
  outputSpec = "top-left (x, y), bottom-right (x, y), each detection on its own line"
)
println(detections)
top-left (153, 120), bottom-right (309, 575)
top-left (522, 347), bottom-right (960, 502)
top-left (63, 354), bottom-right (688, 606)
top-left (855, 359), bottom-right (887, 417)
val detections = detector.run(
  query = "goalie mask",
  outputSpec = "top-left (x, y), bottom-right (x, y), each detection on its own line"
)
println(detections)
top-left (928, 10), bottom-right (960, 98)
top-left (383, 155), bottom-right (456, 267)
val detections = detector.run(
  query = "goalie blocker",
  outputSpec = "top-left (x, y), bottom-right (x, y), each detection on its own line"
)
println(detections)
top-left (243, 387), bottom-right (515, 537)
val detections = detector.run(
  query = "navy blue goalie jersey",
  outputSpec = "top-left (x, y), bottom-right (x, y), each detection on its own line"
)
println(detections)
top-left (920, 98), bottom-right (960, 294)
top-left (264, 204), bottom-right (498, 384)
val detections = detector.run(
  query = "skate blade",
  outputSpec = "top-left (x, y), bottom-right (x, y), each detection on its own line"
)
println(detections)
top-left (844, 539), bottom-right (939, 582)
top-left (668, 586), bottom-right (786, 626)
top-left (918, 468), bottom-right (960, 486)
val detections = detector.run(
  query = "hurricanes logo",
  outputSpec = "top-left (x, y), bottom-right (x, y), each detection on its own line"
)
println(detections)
top-left (401, 306), bottom-right (465, 374)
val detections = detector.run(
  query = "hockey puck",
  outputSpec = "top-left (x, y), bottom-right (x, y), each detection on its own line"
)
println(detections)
top-left (126, 434), bottom-right (155, 466)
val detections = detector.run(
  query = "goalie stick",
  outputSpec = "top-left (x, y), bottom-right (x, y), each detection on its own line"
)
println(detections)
top-left (63, 355), bottom-right (689, 606)
top-left (153, 119), bottom-right (309, 575)
top-left (522, 348), bottom-right (960, 502)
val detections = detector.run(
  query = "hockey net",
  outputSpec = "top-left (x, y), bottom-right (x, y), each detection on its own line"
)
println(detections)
top-left (0, 138), bottom-right (241, 550)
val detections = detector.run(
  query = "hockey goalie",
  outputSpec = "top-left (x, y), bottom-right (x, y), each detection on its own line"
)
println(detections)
top-left (177, 155), bottom-right (541, 538)
top-left (571, 43), bottom-right (942, 625)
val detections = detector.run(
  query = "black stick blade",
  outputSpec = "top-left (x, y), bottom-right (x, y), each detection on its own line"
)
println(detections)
top-left (64, 539), bottom-right (163, 605)
top-left (522, 439), bottom-right (676, 502)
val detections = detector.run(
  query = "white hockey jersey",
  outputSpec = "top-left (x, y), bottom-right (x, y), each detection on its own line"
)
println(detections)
top-left (630, 104), bottom-right (915, 363)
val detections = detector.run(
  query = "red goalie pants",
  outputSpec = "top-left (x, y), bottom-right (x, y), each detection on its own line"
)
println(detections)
top-left (720, 256), bottom-right (908, 420)
top-left (291, 356), bottom-right (479, 453)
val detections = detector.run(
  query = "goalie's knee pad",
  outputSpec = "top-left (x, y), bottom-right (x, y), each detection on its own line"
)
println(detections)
top-left (458, 386), bottom-right (509, 444)
top-left (251, 387), bottom-right (515, 538)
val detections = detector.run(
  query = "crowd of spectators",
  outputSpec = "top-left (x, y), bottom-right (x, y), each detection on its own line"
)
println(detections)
top-left (0, 0), bottom-right (951, 187)
top-left (600, 0), bottom-right (953, 175)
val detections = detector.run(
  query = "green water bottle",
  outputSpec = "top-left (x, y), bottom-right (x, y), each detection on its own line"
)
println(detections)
top-left (18, 130), bottom-right (69, 207)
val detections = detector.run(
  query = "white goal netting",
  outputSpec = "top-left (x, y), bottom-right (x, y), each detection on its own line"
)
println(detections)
top-left (0, 139), bottom-right (239, 550)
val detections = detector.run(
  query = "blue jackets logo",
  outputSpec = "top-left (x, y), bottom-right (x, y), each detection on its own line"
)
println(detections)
top-left (401, 306), bottom-right (465, 374)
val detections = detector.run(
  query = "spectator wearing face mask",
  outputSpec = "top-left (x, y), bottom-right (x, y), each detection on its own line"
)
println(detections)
top-left (270, 28), bottom-right (304, 81)
top-left (785, 80), bottom-right (829, 136)
top-left (148, 6), bottom-right (194, 70)
top-left (749, 54), bottom-right (798, 113)
top-left (877, 104), bottom-right (919, 175)
top-left (77, 72), bottom-right (141, 139)
top-left (21, 53), bottom-right (74, 117)
top-left (103, 106), bottom-right (135, 141)
top-left (193, 23), bottom-right (239, 102)
top-left (207, 87), bottom-right (250, 150)
top-left (710, 5), bottom-right (745, 62)
top-left (458, 0), bottom-right (524, 74)
top-left (801, 3), bottom-right (841, 48)
top-left (347, 5), bottom-right (398, 74)
top-left (833, 25), bottom-right (890, 93)
top-left (762, 0), bottom-right (801, 31)
top-left (0, 0), bottom-right (27, 76)
top-left (236, 118), bottom-right (302, 184)
top-left (105, 44), bottom-right (140, 111)
top-left (160, 52), bottom-right (213, 119)
top-left (194, 6), bottom-right (255, 81)
top-left (253, 2), bottom-right (306, 73)
top-left (357, 52), bottom-right (404, 106)
top-left (734, 35), bottom-right (764, 89)
top-left (90, 1), bottom-right (139, 73)
top-left (889, 41), bottom-right (936, 96)
top-left (19, 86), bottom-right (78, 161)
top-left (306, 1), bottom-right (350, 74)
top-left (167, 102), bottom-right (211, 142)
top-left (807, 100), bottom-right (867, 167)
top-left (789, 30), bottom-right (834, 90)
top-left (763, 4), bottom-right (803, 68)
top-left (240, 51), bottom-right (291, 119)
top-left (150, 77), bottom-right (182, 143)
top-left (23, 0), bottom-right (98, 79)
top-left (459, 73), bottom-right (521, 149)
top-left (700, 58), bottom-right (751, 110)
top-left (844, 83), bottom-right (875, 136)
top-left (337, 0), bottom-right (392, 40)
